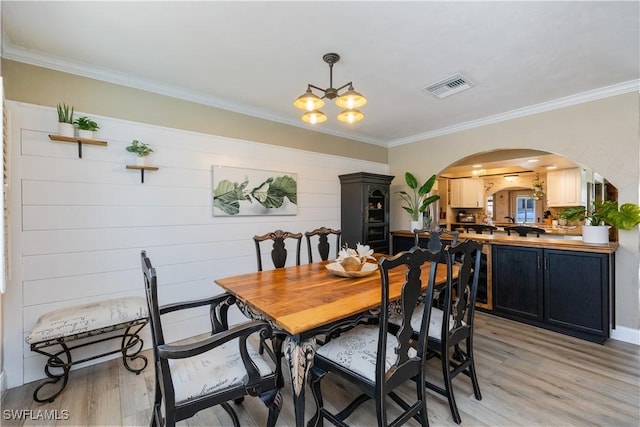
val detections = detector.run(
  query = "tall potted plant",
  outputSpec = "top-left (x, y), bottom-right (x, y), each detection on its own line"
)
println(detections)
top-left (397, 172), bottom-right (440, 231)
top-left (57, 103), bottom-right (74, 137)
top-left (560, 201), bottom-right (640, 244)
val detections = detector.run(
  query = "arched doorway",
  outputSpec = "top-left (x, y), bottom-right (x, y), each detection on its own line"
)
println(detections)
top-left (437, 149), bottom-right (614, 231)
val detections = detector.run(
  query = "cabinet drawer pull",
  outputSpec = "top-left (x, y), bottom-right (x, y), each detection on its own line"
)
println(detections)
top-left (537, 256), bottom-right (541, 270)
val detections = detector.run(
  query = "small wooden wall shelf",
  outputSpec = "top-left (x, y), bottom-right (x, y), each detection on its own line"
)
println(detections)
top-left (49, 134), bottom-right (108, 159)
top-left (126, 165), bottom-right (159, 183)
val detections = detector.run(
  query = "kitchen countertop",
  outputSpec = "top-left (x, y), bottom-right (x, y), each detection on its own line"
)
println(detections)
top-left (391, 230), bottom-right (618, 254)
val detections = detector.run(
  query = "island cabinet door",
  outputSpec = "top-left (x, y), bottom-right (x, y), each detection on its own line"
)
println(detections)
top-left (492, 245), bottom-right (544, 320)
top-left (543, 249), bottom-right (609, 337)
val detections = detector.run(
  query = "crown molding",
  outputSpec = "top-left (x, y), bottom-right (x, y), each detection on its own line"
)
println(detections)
top-left (388, 79), bottom-right (640, 147)
top-left (1, 37), bottom-right (388, 147)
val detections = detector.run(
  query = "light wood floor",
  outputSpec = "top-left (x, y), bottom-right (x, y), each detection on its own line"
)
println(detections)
top-left (3, 312), bottom-right (639, 426)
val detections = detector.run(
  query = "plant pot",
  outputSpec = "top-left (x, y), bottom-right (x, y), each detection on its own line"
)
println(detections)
top-left (410, 221), bottom-right (422, 232)
top-left (409, 213), bottom-right (423, 232)
top-left (78, 129), bottom-right (94, 139)
top-left (136, 156), bottom-right (146, 166)
top-left (582, 225), bottom-right (610, 244)
top-left (58, 122), bottom-right (75, 138)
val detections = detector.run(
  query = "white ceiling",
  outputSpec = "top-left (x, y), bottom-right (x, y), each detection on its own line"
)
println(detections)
top-left (2, 1), bottom-right (639, 149)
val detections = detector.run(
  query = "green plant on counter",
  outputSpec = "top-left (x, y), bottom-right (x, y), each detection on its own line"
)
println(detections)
top-left (560, 201), bottom-right (640, 230)
top-left (125, 140), bottom-right (154, 157)
top-left (397, 172), bottom-right (440, 221)
top-left (74, 116), bottom-right (100, 131)
top-left (56, 103), bottom-right (74, 124)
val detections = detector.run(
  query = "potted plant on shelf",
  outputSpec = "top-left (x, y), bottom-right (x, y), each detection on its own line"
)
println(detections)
top-left (74, 116), bottom-right (100, 139)
top-left (125, 140), bottom-right (154, 166)
top-left (56, 103), bottom-right (74, 137)
top-left (397, 172), bottom-right (440, 231)
top-left (560, 201), bottom-right (640, 244)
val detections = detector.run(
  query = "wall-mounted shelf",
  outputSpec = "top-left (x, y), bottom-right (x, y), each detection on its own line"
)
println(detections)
top-left (126, 165), bottom-right (159, 183)
top-left (49, 134), bottom-right (108, 158)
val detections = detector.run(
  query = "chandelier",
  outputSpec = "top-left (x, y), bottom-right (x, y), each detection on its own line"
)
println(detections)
top-left (531, 174), bottom-right (544, 200)
top-left (293, 53), bottom-right (367, 124)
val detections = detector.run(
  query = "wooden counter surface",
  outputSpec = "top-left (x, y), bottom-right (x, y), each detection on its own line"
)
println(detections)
top-left (391, 230), bottom-right (618, 254)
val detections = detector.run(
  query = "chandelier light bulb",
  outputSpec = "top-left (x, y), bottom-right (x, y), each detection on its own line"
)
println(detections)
top-left (337, 109), bottom-right (364, 124)
top-left (306, 99), bottom-right (315, 111)
top-left (301, 110), bottom-right (328, 124)
top-left (294, 88), bottom-right (325, 111)
top-left (335, 87), bottom-right (367, 110)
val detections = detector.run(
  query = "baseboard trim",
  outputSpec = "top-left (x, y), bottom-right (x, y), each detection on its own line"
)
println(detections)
top-left (610, 326), bottom-right (640, 345)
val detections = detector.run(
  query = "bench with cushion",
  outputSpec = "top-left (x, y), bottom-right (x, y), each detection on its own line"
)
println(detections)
top-left (25, 296), bottom-right (149, 402)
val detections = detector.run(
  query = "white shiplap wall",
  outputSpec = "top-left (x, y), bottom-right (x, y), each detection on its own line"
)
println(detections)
top-left (4, 101), bottom-right (389, 388)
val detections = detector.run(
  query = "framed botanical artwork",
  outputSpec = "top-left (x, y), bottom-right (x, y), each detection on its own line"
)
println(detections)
top-left (212, 166), bottom-right (298, 216)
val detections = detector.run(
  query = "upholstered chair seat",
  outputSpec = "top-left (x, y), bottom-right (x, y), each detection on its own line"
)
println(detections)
top-left (314, 324), bottom-right (418, 382)
top-left (169, 338), bottom-right (275, 404)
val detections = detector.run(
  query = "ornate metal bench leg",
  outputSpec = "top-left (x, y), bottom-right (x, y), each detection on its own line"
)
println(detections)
top-left (32, 343), bottom-right (72, 403)
top-left (121, 323), bottom-right (148, 374)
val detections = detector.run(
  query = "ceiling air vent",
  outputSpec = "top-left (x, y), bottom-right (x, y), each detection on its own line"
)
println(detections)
top-left (423, 73), bottom-right (471, 99)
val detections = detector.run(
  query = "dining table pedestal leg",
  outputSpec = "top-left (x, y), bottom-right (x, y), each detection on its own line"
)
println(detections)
top-left (284, 335), bottom-right (317, 427)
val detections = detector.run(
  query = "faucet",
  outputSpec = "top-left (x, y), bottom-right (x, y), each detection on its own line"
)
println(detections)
top-left (504, 216), bottom-right (515, 223)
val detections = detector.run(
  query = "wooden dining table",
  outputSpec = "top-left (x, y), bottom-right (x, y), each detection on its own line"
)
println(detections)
top-left (215, 258), bottom-right (451, 427)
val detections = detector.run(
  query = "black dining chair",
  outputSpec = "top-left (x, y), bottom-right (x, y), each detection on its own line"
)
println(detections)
top-left (253, 230), bottom-right (303, 357)
top-left (400, 239), bottom-right (483, 424)
top-left (308, 246), bottom-right (441, 427)
top-left (305, 227), bottom-right (341, 262)
top-left (253, 229), bottom-right (303, 271)
top-left (140, 251), bottom-right (283, 427)
top-left (504, 225), bottom-right (546, 237)
top-left (463, 224), bottom-right (497, 235)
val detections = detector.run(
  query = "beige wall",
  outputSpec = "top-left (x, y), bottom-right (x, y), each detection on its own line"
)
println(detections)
top-left (2, 60), bottom-right (387, 164)
top-left (389, 92), bottom-right (640, 331)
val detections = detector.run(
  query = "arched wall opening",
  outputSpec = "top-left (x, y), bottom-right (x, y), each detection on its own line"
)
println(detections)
top-left (387, 92), bottom-right (639, 334)
top-left (434, 149), bottom-right (615, 229)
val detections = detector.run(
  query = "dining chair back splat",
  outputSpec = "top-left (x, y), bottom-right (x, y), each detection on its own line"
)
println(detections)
top-left (305, 227), bottom-right (341, 262)
top-left (308, 246), bottom-right (441, 427)
top-left (504, 225), bottom-right (546, 237)
top-left (253, 230), bottom-right (302, 271)
top-left (140, 251), bottom-right (283, 427)
top-left (399, 240), bottom-right (483, 424)
top-left (413, 228), bottom-right (459, 265)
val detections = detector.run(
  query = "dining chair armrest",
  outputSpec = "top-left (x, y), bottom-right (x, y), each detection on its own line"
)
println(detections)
top-left (157, 319), bottom-right (275, 388)
top-left (159, 292), bottom-right (236, 334)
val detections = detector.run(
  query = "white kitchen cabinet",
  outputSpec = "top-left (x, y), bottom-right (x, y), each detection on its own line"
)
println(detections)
top-left (546, 168), bottom-right (585, 207)
top-left (449, 178), bottom-right (484, 208)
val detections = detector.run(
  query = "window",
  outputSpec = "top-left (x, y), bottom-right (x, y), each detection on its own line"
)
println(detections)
top-left (515, 196), bottom-right (535, 223)
top-left (486, 196), bottom-right (494, 219)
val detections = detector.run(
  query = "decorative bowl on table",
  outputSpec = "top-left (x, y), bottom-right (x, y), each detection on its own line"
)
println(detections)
top-left (326, 261), bottom-right (378, 278)
top-left (326, 243), bottom-right (379, 278)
